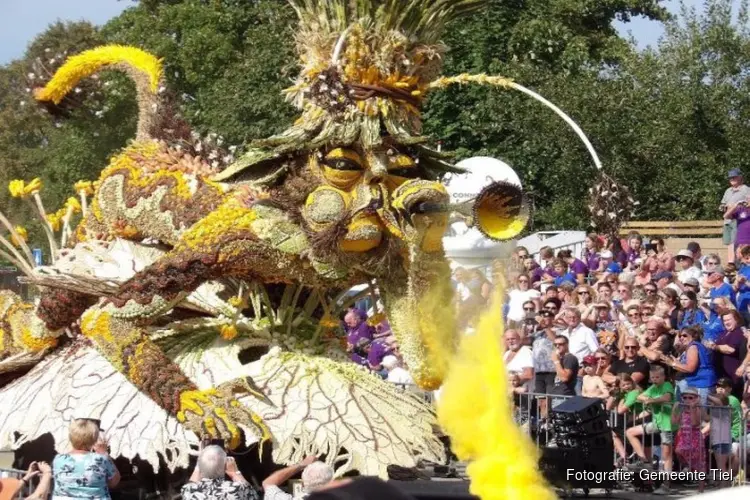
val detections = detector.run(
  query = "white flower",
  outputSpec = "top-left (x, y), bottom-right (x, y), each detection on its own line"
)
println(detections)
top-left (601, 191), bottom-right (609, 196)
top-left (597, 209), bottom-right (605, 216)
top-left (608, 212), bottom-right (616, 219)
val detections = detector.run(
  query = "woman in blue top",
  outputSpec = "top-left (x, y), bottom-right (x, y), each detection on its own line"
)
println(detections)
top-left (678, 291), bottom-right (706, 330)
top-left (52, 419), bottom-right (120, 499)
top-left (667, 325), bottom-right (716, 404)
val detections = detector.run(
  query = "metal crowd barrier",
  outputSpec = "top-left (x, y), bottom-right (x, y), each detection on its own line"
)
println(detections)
top-left (0, 467), bottom-right (35, 497)
top-left (512, 392), bottom-right (749, 486)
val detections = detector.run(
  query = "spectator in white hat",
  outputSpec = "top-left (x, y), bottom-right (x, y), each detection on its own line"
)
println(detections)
top-left (676, 249), bottom-right (702, 287)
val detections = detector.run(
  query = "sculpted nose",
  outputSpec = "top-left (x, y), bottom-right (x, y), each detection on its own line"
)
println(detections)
top-left (365, 153), bottom-right (388, 183)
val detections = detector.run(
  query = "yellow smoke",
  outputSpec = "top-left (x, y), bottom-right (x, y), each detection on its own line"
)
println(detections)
top-left (437, 288), bottom-right (556, 500)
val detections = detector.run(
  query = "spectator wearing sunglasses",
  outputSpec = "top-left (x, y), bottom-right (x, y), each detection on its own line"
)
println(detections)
top-left (507, 274), bottom-right (541, 325)
top-left (609, 337), bottom-right (649, 387)
top-left (666, 326), bottom-right (716, 404)
top-left (550, 335), bottom-right (579, 397)
top-left (618, 303), bottom-right (645, 349)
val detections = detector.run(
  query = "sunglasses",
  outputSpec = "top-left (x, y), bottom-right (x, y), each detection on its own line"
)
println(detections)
top-left (628, 312), bottom-right (641, 317)
top-left (578, 291), bottom-right (590, 295)
top-left (518, 254), bottom-right (528, 259)
top-left (518, 279), bottom-right (529, 283)
top-left (624, 346), bottom-right (638, 350)
top-left (595, 356), bottom-right (607, 360)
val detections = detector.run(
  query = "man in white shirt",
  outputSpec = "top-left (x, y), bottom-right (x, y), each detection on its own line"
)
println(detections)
top-left (559, 307), bottom-right (598, 395)
top-left (263, 457), bottom-right (332, 500)
top-left (675, 249), bottom-right (702, 287)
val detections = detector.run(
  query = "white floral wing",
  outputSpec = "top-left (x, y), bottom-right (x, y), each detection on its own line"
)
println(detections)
top-left (0, 342), bottom-right (198, 472)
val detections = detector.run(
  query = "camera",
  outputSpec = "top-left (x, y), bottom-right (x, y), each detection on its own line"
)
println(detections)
top-left (644, 243), bottom-right (657, 253)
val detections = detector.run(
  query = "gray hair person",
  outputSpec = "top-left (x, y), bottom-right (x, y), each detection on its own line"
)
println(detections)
top-left (182, 445), bottom-right (259, 500)
top-left (263, 455), bottom-right (334, 499)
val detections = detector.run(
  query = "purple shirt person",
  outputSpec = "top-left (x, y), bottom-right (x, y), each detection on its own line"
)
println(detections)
top-left (713, 322), bottom-right (746, 395)
top-left (367, 338), bottom-right (392, 370)
top-left (732, 206), bottom-right (750, 246)
top-left (570, 258), bottom-right (589, 277)
top-left (583, 250), bottom-right (600, 274)
top-left (344, 309), bottom-right (374, 365)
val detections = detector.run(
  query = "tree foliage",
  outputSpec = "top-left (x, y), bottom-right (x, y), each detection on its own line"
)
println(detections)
top-left (1, 0), bottom-right (749, 248)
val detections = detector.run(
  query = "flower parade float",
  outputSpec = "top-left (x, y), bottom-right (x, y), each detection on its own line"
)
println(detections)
top-left (0, 1), bottom-right (620, 498)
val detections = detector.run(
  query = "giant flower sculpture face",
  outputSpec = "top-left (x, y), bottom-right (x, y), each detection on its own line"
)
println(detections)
top-left (304, 144), bottom-right (449, 254)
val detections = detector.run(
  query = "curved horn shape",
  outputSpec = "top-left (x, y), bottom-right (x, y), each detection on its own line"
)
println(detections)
top-left (428, 74), bottom-right (603, 171)
top-left (34, 45), bottom-right (164, 141)
top-left (331, 27), bottom-right (353, 65)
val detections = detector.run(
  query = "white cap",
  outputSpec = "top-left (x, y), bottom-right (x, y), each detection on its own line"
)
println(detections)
top-left (600, 250), bottom-right (613, 259)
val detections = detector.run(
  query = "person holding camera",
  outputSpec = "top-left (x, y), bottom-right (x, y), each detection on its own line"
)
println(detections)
top-left (721, 169), bottom-right (750, 263)
top-left (183, 445), bottom-right (259, 500)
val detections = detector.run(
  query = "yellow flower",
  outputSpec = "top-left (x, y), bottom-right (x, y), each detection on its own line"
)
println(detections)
top-left (34, 45), bottom-right (163, 104)
top-left (367, 312), bottom-right (386, 327)
top-left (220, 324), bottom-right (239, 341)
top-left (9, 178), bottom-right (42, 199)
top-left (11, 226), bottom-right (27, 247)
top-left (227, 296), bottom-right (245, 308)
top-left (46, 213), bottom-right (62, 232)
top-left (319, 314), bottom-right (340, 329)
top-left (65, 197), bottom-right (82, 214)
top-left (74, 180), bottom-right (94, 196)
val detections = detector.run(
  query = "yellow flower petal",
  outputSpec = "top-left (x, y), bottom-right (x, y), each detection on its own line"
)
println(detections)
top-left (11, 226), bottom-right (27, 247)
top-left (74, 180), bottom-right (94, 196)
top-left (65, 197), bottom-right (82, 214)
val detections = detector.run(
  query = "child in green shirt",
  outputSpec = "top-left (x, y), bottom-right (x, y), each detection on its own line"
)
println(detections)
top-left (626, 365), bottom-right (675, 495)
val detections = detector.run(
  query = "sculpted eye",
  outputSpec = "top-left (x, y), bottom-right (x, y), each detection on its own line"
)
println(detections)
top-left (324, 148), bottom-right (363, 171)
top-left (327, 158), bottom-right (363, 171)
top-left (388, 167), bottom-right (419, 178)
top-left (387, 154), bottom-right (420, 179)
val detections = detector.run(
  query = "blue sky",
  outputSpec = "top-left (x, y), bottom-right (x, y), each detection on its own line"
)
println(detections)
top-left (0, 0), bottom-right (735, 64)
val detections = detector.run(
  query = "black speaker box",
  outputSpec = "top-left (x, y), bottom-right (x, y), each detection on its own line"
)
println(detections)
top-left (550, 397), bottom-right (606, 425)
top-left (554, 431), bottom-right (613, 453)
top-left (539, 447), bottom-right (615, 489)
top-left (552, 414), bottom-right (610, 436)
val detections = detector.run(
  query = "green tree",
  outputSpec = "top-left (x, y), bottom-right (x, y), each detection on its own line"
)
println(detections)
top-left (102, 0), bottom-right (298, 145)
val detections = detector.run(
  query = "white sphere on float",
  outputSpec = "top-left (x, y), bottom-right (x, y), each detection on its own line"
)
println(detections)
top-left (443, 156), bottom-right (522, 206)
top-left (443, 157), bottom-right (522, 269)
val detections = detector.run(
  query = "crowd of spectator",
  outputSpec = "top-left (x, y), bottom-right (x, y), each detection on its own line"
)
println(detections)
top-left (499, 227), bottom-right (750, 493)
